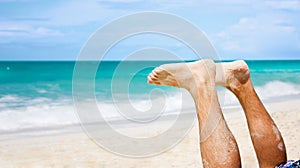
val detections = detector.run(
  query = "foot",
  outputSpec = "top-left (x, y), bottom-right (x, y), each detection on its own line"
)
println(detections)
top-left (147, 59), bottom-right (216, 90)
top-left (148, 60), bottom-right (242, 167)
top-left (215, 60), bottom-right (250, 93)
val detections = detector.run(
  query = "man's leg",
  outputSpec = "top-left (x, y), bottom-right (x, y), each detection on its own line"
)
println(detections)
top-left (216, 60), bottom-right (287, 168)
top-left (148, 59), bottom-right (241, 168)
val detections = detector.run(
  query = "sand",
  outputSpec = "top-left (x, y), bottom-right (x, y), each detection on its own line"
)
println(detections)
top-left (0, 99), bottom-right (299, 168)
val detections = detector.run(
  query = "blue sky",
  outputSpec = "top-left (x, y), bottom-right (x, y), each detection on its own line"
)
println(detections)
top-left (0, 0), bottom-right (299, 60)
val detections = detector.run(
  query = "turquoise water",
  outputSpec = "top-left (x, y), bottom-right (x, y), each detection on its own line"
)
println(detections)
top-left (1, 60), bottom-right (299, 96)
top-left (0, 60), bottom-right (299, 132)
top-left (0, 61), bottom-right (175, 99)
top-left (247, 60), bottom-right (300, 85)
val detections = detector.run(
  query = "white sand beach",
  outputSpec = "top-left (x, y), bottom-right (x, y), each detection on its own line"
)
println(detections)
top-left (0, 99), bottom-right (299, 168)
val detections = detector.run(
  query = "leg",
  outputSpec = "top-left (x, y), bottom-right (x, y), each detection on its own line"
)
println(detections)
top-left (216, 60), bottom-right (287, 168)
top-left (148, 59), bottom-right (241, 168)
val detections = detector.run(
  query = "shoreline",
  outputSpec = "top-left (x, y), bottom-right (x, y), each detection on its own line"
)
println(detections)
top-left (0, 98), bottom-right (299, 167)
top-left (1, 93), bottom-right (299, 139)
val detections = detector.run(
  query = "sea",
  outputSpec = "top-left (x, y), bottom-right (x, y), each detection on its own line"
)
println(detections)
top-left (0, 60), bottom-right (299, 136)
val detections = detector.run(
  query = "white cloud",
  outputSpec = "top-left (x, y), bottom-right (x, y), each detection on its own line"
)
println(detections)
top-left (214, 17), bottom-right (258, 52)
top-left (41, 0), bottom-right (204, 26)
top-left (1, 0), bottom-right (299, 60)
top-left (212, 1), bottom-right (300, 59)
top-left (0, 22), bottom-right (62, 38)
top-left (0, 23), bottom-right (31, 36)
top-left (35, 27), bottom-right (62, 36)
top-left (41, 1), bottom-right (134, 26)
top-left (265, 0), bottom-right (300, 11)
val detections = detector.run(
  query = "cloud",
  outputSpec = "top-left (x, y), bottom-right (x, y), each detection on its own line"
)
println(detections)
top-left (0, 22), bottom-right (62, 39)
top-left (0, 23), bottom-right (31, 36)
top-left (211, 0), bottom-right (300, 59)
top-left (264, 0), bottom-right (300, 11)
top-left (41, 0), bottom-right (204, 26)
top-left (34, 27), bottom-right (62, 36)
top-left (7, 17), bottom-right (50, 22)
top-left (1, 0), bottom-right (299, 60)
top-left (41, 1), bottom-right (129, 26)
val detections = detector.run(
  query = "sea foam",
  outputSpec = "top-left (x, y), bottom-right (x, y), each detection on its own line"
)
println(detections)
top-left (0, 80), bottom-right (299, 134)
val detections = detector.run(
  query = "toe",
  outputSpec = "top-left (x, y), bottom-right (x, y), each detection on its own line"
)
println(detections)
top-left (149, 73), bottom-right (158, 81)
top-left (154, 67), bottom-right (164, 74)
top-left (147, 76), bottom-right (153, 84)
top-left (148, 72), bottom-right (159, 84)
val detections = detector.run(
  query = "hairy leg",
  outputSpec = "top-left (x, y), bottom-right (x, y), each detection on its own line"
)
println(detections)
top-left (216, 60), bottom-right (287, 168)
top-left (148, 59), bottom-right (241, 168)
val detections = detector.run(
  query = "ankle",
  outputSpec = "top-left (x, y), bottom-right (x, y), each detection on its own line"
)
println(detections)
top-left (230, 79), bottom-right (254, 96)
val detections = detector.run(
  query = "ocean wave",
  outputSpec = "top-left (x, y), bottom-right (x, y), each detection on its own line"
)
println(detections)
top-left (0, 96), bottom-right (77, 133)
top-left (256, 81), bottom-right (300, 98)
top-left (0, 80), bottom-right (299, 133)
top-left (251, 69), bottom-right (300, 73)
top-left (0, 92), bottom-right (193, 133)
top-left (218, 80), bottom-right (300, 106)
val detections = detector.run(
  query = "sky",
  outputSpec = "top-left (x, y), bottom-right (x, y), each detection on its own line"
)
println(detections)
top-left (0, 0), bottom-right (299, 60)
